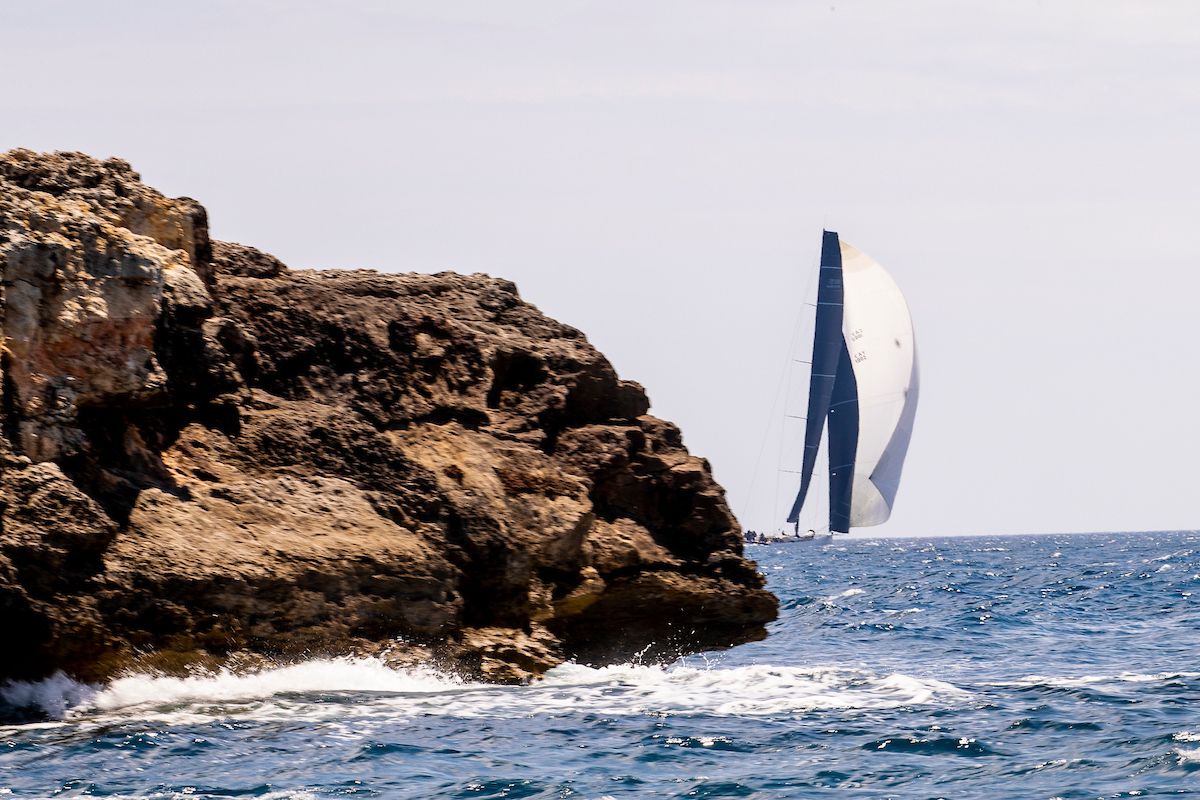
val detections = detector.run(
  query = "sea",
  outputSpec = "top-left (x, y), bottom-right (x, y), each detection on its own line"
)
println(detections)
top-left (3, 530), bottom-right (1200, 799)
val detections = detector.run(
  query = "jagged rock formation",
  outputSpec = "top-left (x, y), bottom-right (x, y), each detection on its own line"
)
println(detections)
top-left (0, 149), bottom-right (777, 687)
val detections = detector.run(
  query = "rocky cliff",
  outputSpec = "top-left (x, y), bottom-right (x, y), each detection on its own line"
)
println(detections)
top-left (0, 149), bottom-right (776, 687)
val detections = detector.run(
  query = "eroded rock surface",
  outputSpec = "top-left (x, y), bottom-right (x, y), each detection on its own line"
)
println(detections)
top-left (0, 150), bottom-right (776, 687)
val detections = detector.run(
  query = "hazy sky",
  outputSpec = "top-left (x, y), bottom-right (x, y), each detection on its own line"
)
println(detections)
top-left (4, 1), bottom-right (1199, 536)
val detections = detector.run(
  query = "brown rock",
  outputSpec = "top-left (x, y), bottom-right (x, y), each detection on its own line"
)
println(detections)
top-left (0, 150), bottom-right (777, 691)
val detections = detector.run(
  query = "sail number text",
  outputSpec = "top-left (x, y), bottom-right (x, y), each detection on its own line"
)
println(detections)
top-left (850, 328), bottom-right (868, 362)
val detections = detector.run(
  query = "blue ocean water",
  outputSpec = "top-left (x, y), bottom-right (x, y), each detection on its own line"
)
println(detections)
top-left (3, 531), bottom-right (1200, 799)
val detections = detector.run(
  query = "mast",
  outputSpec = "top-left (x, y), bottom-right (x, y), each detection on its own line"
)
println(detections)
top-left (787, 231), bottom-right (855, 531)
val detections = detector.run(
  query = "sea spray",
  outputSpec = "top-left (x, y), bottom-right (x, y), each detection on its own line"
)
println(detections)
top-left (0, 671), bottom-right (97, 719)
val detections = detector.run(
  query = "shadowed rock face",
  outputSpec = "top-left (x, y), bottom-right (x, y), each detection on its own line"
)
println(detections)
top-left (0, 149), bottom-right (777, 686)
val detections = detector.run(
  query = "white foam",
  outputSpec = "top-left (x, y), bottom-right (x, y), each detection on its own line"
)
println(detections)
top-left (3, 658), bottom-right (968, 724)
top-left (822, 588), bottom-right (865, 603)
top-left (90, 658), bottom-right (459, 712)
top-left (530, 662), bottom-right (966, 717)
top-left (1002, 671), bottom-right (1200, 689)
top-left (1174, 731), bottom-right (1200, 742)
top-left (1176, 747), bottom-right (1200, 764)
top-left (1, 658), bottom-right (462, 724)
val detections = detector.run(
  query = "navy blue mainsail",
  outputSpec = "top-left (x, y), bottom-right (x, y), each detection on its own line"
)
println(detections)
top-left (787, 230), bottom-right (848, 528)
top-left (826, 340), bottom-right (859, 533)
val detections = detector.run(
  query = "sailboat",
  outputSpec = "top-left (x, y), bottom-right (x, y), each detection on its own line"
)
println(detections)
top-left (786, 231), bottom-right (918, 538)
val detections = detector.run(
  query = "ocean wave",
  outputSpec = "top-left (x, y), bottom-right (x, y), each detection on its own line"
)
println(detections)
top-left (1, 658), bottom-right (968, 724)
top-left (0, 671), bottom-right (96, 718)
top-left (863, 734), bottom-right (996, 757)
top-left (21, 794), bottom-right (318, 800)
top-left (822, 588), bottom-right (866, 602)
top-left (999, 671), bottom-right (1200, 689)
top-left (1176, 747), bottom-right (1200, 764)
top-left (92, 658), bottom-right (462, 711)
top-left (7, 533), bottom-right (1200, 798)
top-left (30, 793), bottom-right (318, 800)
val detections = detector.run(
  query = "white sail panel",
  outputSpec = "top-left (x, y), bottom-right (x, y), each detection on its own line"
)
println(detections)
top-left (839, 241), bottom-right (918, 527)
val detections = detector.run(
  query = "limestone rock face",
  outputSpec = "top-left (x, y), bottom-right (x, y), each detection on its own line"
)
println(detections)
top-left (0, 150), bottom-right (777, 687)
top-left (0, 150), bottom-right (210, 462)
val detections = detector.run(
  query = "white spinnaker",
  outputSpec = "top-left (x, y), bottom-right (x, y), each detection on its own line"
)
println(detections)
top-left (839, 241), bottom-right (918, 527)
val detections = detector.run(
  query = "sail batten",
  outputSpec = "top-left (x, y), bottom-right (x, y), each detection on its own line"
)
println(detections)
top-left (787, 232), bottom-right (918, 533)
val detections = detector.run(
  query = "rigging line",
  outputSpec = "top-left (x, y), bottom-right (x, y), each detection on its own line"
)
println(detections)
top-left (774, 302), bottom-right (812, 526)
top-left (741, 236), bottom-right (821, 528)
top-left (743, 290), bottom-right (809, 525)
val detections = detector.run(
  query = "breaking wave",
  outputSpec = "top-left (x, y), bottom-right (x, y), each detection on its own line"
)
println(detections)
top-left (2, 657), bottom-right (967, 726)
top-left (1000, 671), bottom-right (1200, 689)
